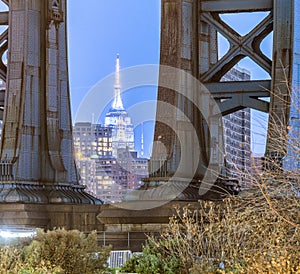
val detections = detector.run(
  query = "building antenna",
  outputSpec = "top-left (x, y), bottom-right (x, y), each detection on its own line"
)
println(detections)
top-left (141, 122), bottom-right (144, 157)
top-left (112, 53), bottom-right (124, 110)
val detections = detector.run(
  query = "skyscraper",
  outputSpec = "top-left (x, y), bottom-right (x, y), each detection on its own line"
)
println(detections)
top-left (94, 124), bottom-right (113, 158)
top-left (73, 122), bottom-right (97, 194)
top-left (73, 55), bottom-right (148, 202)
top-left (222, 66), bottom-right (251, 183)
top-left (73, 122), bottom-right (97, 158)
top-left (104, 54), bottom-right (134, 156)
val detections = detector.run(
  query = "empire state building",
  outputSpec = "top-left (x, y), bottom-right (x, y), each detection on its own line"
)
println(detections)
top-left (104, 54), bottom-right (135, 157)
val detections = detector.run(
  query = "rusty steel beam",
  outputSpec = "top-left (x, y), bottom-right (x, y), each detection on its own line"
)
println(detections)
top-left (218, 93), bottom-right (269, 115)
top-left (153, 0), bottom-right (297, 192)
top-left (0, 0), bottom-right (100, 205)
top-left (266, 0), bottom-right (295, 158)
top-left (0, 11), bottom-right (8, 25)
top-left (206, 80), bottom-right (271, 98)
top-left (201, 0), bottom-right (273, 13)
top-left (0, 89), bottom-right (4, 106)
top-left (206, 81), bottom-right (270, 114)
top-left (201, 12), bottom-right (273, 81)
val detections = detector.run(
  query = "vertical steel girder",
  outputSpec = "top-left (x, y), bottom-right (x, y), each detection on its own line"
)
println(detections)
top-left (266, 0), bottom-right (294, 159)
top-left (153, 0), bottom-right (295, 180)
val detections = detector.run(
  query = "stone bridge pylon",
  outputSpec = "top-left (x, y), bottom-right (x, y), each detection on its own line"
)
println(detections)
top-left (143, 0), bottom-right (298, 200)
top-left (0, 0), bottom-right (101, 229)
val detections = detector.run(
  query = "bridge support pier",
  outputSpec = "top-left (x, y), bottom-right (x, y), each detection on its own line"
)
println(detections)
top-left (0, 203), bottom-right (103, 232)
top-left (145, 0), bottom-right (298, 199)
top-left (0, 0), bottom-right (101, 206)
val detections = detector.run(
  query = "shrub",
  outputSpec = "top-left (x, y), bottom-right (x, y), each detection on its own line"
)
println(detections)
top-left (123, 191), bottom-right (299, 273)
top-left (0, 229), bottom-right (111, 274)
top-left (23, 228), bottom-right (111, 274)
top-left (121, 239), bottom-right (181, 274)
top-left (0, 245), bottom-right (63, 273)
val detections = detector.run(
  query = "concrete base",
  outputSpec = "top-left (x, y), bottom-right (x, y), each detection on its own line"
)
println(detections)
top-left (96, 200), bottom-right (200, 251)
top-left (97, 201), bottom-right (181, 225)
top-left (0, 200), bottom-right (198, 251)
top-left (0, 200), bottom-right (204, 251)
top-left (0, 203), bottom-right (104, 232)
top-left (47, 204), bottom-right (104, 231)
top-left (0, 204), bottom-right (49, 229)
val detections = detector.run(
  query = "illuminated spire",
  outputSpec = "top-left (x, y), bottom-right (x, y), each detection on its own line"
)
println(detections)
top-left (141, 123), bottom-right (144, 157)
top-left (111, 54), bottom-right (124, 110)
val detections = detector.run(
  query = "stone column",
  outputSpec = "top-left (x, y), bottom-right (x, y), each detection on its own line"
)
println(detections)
top-left (0, 0), bottom-right (99, 204)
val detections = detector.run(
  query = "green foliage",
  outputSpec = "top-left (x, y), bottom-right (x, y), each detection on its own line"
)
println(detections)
top-left (0, 229), bottom-right (111, 274)
top-left (120, 254), bottom-right (141, 273)
top-left (0, 245), bottom-right (63, 273)
top-left (0, 246), bottom-right (23, 273)
top-left (23, 228), bottom-right (111, 274)
top-left (121, 238), bottom-right (181, 274)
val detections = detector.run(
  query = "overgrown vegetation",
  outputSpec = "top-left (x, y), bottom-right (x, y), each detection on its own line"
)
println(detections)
top-left (0, 228), bottom-right (111, 274)
top-left (122, 191), bottom-right (299, 273)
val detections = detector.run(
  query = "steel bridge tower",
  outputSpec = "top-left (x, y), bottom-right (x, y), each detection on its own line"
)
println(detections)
top-left (146, 0), bottom-right (298, 199)
top-left (0, 0), bottom-right (100, 210)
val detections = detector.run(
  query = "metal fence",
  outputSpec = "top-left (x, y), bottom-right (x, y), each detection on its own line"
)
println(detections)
top-left (108, 250), bottom-right (132, 268)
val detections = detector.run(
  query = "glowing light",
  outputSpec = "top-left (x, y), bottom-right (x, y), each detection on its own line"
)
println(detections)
top-left (0, 229), bottom-right (37, 239)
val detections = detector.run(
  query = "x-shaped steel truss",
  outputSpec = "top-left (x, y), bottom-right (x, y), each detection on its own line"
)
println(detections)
top-left (200, 3), bottom-right (273, 115)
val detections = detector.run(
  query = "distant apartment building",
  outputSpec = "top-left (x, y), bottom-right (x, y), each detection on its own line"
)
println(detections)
top-left (91, 148), bottom-right (148, 203)
top-left (91, 156), bottom-right (126, 203)
top-left (73, 122), bottom-right (97, 193)
top-left (94, 124), bottom-right (113, 157)
top-left (222, 66), bottom-right (252, 183)
top-left (73, 122), bottom-right (148, 203)
top-left (73, 122), bottom-right (97, 158)
top-left (116, 148), bottom-right (148, 190)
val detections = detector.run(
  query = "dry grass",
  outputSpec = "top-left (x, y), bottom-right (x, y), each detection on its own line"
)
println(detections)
top-left (144, 182), bottom-right (300, 273)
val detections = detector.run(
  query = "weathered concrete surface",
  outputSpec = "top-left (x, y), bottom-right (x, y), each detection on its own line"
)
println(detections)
top-left (0, 203), bottom-right (104, 231)
top-left (0, 201), bottom-right (189, 252)
top-left (98, 201), bottom-right (182, 225)
top-left (96, 200), bottom-right (203, 251)
top-left (0, 204), bottom-right (49, 228)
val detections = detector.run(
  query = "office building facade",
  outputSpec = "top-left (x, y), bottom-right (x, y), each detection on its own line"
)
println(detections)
top-left (222, 66), bottom-right (252, 183)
